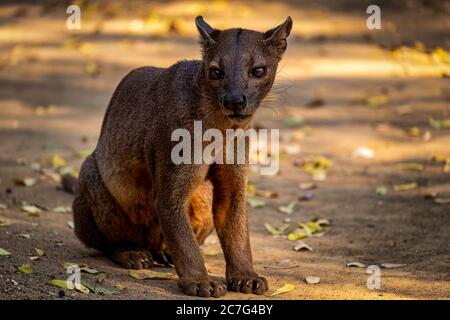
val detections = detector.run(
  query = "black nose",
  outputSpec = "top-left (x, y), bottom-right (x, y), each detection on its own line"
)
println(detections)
top-left (223, 92), bottom-right (247, 111)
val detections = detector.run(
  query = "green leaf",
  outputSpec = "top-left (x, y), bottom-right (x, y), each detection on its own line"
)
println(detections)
top-left (83, 282), bottom-right (117, 296)
top-left (0, 248), bottom-right (11, 256)
top-left (18, 264), bottom-right (33, 275)
top-left (34, 248), bottom-right (44, 257)
top-left (128, 270), bottom-right (176, 280)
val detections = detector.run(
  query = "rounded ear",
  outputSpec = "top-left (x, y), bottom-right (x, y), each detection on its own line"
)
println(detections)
top-left (262, 17), bottom-right (293, 57)
top-left (195, 16), bottom-right (217, 50)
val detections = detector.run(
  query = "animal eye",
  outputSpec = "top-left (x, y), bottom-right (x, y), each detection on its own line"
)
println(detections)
top-left (251, 66), bottom-right (267, 78)
top-left (208, 68), bottom-right (224, 80)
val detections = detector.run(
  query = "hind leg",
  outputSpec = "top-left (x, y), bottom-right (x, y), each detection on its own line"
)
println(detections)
top-left (73, 155), bottom-right (156, 269)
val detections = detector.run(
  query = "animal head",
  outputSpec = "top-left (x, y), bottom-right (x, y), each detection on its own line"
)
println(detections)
top-left (195, 16), bottom-right (292, 124)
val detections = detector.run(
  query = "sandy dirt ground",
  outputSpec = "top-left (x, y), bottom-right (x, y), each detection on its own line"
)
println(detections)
top-left (0, 0), bottom-right (449, 300)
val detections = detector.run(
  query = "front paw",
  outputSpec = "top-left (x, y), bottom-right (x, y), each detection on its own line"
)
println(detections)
top-left (227, 274), bottom-right (268, 295)
top-left (178, 277), bottom-right (227, 298)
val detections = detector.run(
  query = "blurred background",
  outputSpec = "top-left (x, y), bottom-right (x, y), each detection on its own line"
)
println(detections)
top-left (0, 0), bottom-right (449, 300)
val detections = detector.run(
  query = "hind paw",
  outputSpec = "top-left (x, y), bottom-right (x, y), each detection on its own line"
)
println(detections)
top-left (109, 248), bottom-right (154, 269)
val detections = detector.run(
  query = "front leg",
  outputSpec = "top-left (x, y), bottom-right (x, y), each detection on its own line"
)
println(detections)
top-left (210, 163), bottom-right (268, 295)
top-left (155, 163), bottom-right (226, 298)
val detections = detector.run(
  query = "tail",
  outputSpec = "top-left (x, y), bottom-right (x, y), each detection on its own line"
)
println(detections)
top-left (61, 174), bottom-right (78, 194)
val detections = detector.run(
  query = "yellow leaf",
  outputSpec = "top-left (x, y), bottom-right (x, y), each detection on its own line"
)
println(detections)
top-left (52, 155), bottom-right (66, 168)
top-left (255, 189), bottom-right (279, 198)
top-left (366, 94), bottom-right (388, 107)
top-left (247, 182), bottom-right (256, 196)
top-left (48, 279), bottom-right (90, 294)
top-left (394, 182), bottom-right (418, 192)
top-left (271, 283), bottom-right (295, 296)
top-left (407, 127), bottom-right (420, 137)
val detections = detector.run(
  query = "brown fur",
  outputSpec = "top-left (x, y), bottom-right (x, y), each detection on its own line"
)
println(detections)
top-left (71, 16), bottom-right (292, 297)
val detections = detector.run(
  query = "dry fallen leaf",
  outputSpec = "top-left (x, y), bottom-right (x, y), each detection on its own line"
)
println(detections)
top-left (29, 248), bottom-right (44, 261)
top-left (380, 263), bottom-right (407, 269)
top-left (247, 197), bottom-right (266, 208)
top-left (115, 283), bottom-right (127, 291)
top-left (14, 177), bottom-right (36, 187)
top-left (314, 218), bottom-right (331, 226)
top-left (128, 270), bottom-right (176, 280)
top-left (21, 205), bottom-right (42, 217)
top-left (0, 218), bottom-right (12, 227)
top-left (52, 206), bottom-right (71, 213)
top-left (346, 262), bottom-right (366, 268)
top-left (396, 104), bottom-right (412, 115)
top-left (299, 182), bottom-right (317, 190)
top-left (271, 283), bottom-right (295, 296)
top-left (278, 201), bottom-right (296, 215)
top-left (264, 223), bottom-right (291, 235)
top-left (305, 276), bottom-right (320, 284)
top-left (283, 144), bottom-right (301, 155)
top-left (203, 245), bottom-right (221, 256)
top-left (352, 147), bottom-right (375, 159)
top-left (400, 163), bottom-right (424, 171)
top-left (255, 190), bottom-right (279, 198)
top-left (293, 241), bottom-right (313, 252)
